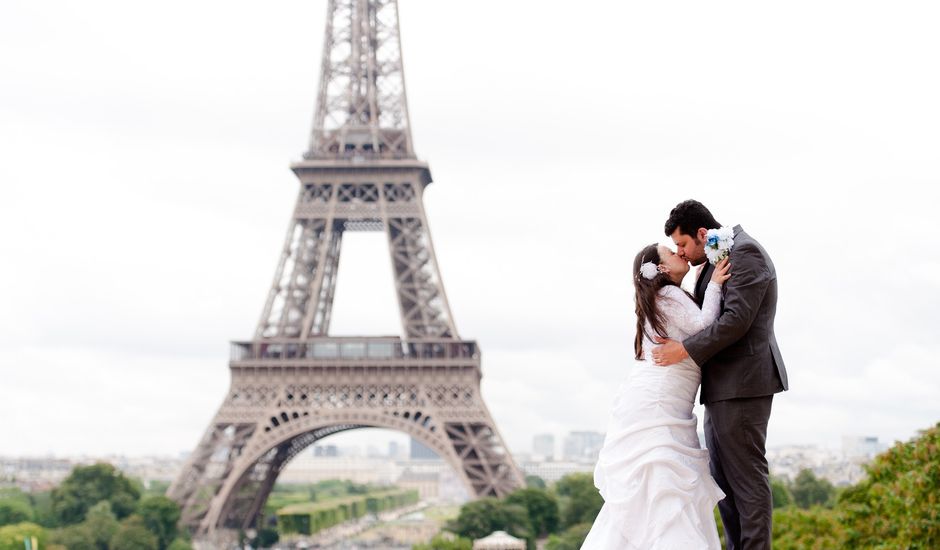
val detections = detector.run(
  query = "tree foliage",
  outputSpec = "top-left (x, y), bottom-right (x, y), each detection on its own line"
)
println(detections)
top-left (770, 476), bottom-right (793, 509)
top-left (52, 463), bottom-right (141, 525)
top-left (504, 488), bottom-right (560, 537)
top-left (447, 498), bottom-right (533, 548)
top-left (137, 496), bottom-right (181, 550)
top-left (553, 473), bottom-right (603, 528)
top-left (0, 499), bottom-right (33, 527)
top-left (0, 522), bottom-right (46, 550)
top-left (109, 515), bottom-right (159, 550)
top-left (412, 533), bottom-right (473, 550)
top-left (772, 506), bottom-right (844, 550)
top-left (85, 501), bottom-right (121, 549)
top-left (839, 422), bottom-right (940, 549)
top-left (524, 475), bottom-right (546, 490)
top-left (166, 540), bottom-right (193, 550)
top-left (790, 469), bottom-right (835, 509)
top-left (544, 522), bottom-right (591, 550)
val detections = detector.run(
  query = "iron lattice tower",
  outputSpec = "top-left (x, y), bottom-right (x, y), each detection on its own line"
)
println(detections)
top-left (167, 0), bottom-right (524, 535)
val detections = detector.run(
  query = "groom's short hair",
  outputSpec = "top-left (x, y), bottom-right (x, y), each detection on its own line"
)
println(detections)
top-left (664, 200), bottom-right (721, 237)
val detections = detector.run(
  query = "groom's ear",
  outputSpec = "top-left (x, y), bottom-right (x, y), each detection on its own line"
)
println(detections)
top-left (696, 227), bottom-right (708, 242)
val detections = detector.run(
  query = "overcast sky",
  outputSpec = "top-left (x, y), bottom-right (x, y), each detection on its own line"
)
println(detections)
top-left (2, 0), bottom-right (939, 460)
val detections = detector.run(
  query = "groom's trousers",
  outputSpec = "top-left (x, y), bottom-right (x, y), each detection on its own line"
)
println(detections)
top-left (704, 395), bottom-right (774, 550)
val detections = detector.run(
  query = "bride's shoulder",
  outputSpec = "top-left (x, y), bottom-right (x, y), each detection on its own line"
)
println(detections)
top-left (657, 284), bottom-right (689, 302)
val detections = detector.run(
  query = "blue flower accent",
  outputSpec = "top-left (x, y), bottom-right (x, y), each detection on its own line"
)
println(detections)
top-left (707, 234), bottom-right (720, 246)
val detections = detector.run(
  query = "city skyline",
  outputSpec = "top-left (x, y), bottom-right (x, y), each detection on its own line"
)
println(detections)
top-left (2, 0), bottom-right (940, 459)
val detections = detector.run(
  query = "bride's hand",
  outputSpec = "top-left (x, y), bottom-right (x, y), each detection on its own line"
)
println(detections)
top-left (710, 258), bottom-right (731, 285)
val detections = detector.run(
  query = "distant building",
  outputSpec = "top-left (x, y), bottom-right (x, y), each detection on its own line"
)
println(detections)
top-left (563, 431), bottom-right (605, 462)
top-left (278, 454), bottom-right (398, 485)
top-left (767, 444), bottom-right (868, 486)
top-left (410, 438), bottom-right (440, 460)
top-left (397, 469), bottom-right (439, 499)
top-left (532, 434), bottom-right (555, 461)
top-left (842, 436), bottom-right (885, 460)
top-left (312, 444), bottom-right (339, 457)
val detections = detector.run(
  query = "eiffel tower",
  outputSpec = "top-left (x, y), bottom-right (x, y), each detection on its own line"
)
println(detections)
top-left (167, 0), bottom-right (524, 535)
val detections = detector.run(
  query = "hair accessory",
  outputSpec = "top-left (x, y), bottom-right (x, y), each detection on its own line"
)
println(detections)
top-left (639, 262), bottom-right (660, 280)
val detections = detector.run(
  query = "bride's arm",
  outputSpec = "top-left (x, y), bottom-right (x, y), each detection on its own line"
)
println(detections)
top-left (659, 284), bottom-right (722, 335)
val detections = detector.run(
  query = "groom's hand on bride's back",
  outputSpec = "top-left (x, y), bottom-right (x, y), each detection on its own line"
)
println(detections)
top-left (652, 337), bottom-right (689, 366)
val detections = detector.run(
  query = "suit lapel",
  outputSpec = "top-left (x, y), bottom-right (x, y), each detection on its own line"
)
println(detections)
top-left (694, 262), bottom-right (713, 307)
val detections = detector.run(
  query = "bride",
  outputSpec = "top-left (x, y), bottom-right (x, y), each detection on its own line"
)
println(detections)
top-left (581, 243), bottom-right (731, 549)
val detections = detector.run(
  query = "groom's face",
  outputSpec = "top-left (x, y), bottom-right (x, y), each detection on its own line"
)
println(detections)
top-left (671, 228), bottom-right (707, 266)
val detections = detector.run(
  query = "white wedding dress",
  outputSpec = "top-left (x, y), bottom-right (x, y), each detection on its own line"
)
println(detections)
top-left (581, 282), bottom-right (726, 550)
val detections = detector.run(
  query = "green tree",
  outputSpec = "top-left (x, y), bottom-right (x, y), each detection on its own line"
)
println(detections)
top-left (839, 422), bottom-right (940, 548)
top-left (142, 480), bottom-right (170, 497)
top-left (110, 515), bottom-right (159, 550)
top-left (412, 533), bottom-right (473, 550)
top-left (167, 539), bottom-right (193, 550)
top-left (524, 475), bottom-right (546, 489)
top-left (28, 491), bottom-right (57, 528)
top-left (504, 487), bottom-right (559, 537)
top-left (48, 524), bottom-right (96, 550)
top-left (789, 469), bottom-right (835, 509)
top-left (544, 522), bottom-right (591, 550)
top-left (771, 506), bottom-right (844, 549)
top-left (52, 463), bottom-right (141, 525)
top-left (770, 476), bottom-right (793, 509)
top-left (0, 499), bottom-right (33, 526)
top-left (85, 500), bottom-right (120, 549)
top-left (448, 498), bottom-right (533, 547)
top-left (254, 527), bottom-right (279, 548)
top-left (553, 473), bottom-right (603, 528)
top-left (0, 522), bottom-right (46, 550)
top-left (137, 496), bottom-right (181, 549)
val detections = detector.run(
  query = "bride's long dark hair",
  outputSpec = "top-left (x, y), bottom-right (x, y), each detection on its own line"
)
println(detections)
top-left (633, 243), bottom-right (682, 360)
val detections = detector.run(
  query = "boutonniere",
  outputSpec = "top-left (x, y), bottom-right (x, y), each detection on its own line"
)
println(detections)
top-left (704, 226), bottom-right (735, 265)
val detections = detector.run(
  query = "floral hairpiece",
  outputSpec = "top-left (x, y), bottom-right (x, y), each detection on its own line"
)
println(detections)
top-left (639, 262), bottom-right (660, 280)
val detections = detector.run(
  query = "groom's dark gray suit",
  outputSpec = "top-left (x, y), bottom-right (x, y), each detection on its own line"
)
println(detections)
top-left (686, 225), bottom-right (788, 550)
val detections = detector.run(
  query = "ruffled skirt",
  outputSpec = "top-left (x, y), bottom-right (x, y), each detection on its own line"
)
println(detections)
top-left (581, 361), bottom-right (725, 550)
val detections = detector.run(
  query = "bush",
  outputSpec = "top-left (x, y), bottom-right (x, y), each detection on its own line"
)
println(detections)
top-left (770, 476), bottom-right (793, 509)
top-left (110, 515), bottom-right (159, 550)
top-left (839, 422), bottom-right (940, 548)
top-left (790, 469), bottom-right (835, 509)
top-left (544, 522), bottom-right (591, 550)
top-left (48, 524), bottom-right (96, 550)
top-left (0, 522), bottom-right (46, 550)
top-left (772, 506), bottom-right (844, 550)
top-left (0, 499), bottom-right (33, 527)
top-left (412, 533), bottom-right (473, 550)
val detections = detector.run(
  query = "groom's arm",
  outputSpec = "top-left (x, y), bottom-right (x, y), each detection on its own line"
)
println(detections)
top-left (683, 242), bottom-right (771, 366)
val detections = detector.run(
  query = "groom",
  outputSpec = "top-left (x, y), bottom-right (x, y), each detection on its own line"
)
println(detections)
top-left (652, 200), bottom-right (788, 550)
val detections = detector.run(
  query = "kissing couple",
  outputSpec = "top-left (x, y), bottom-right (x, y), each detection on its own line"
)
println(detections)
top-left (581, 200), bottom-right (789, 550)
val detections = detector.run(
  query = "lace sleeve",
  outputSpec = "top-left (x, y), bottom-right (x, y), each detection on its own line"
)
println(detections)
top-left (658, 283), bottom-right (723, 336)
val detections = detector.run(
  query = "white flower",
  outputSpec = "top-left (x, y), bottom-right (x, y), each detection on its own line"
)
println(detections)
top-left (639, 262), bottom-right (659, 280)
top-left (704, 226), bottom-right (735, 265)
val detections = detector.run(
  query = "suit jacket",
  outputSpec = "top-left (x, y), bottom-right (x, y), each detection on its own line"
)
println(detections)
top-left (685, 225), bottom-right (789, 404)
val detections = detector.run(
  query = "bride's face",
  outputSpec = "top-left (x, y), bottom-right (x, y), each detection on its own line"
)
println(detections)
top-left (658, 245), bottom-right (690, 283)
